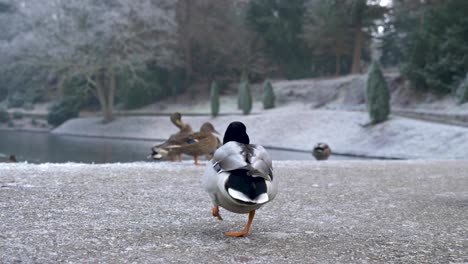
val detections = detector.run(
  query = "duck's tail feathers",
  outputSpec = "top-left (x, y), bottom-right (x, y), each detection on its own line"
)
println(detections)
top-left (225, 169), bottom-right (269, 205)
top-left (227, 188), bottom-right (269, 204)
top-left (149, 147), bottom-right (168, 160)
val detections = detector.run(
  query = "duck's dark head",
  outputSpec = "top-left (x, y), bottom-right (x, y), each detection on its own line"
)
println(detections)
top-left (223, 121), bottom-right (249, 144)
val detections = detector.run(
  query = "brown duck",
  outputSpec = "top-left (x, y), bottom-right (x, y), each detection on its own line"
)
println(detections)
top-left (0, 154), bottom-right (17, 163)
top-left (312, 143), bottom-right (331, 160)
top-left (169, 112), bottom-right (188, 130)
top-left (149, 112), bottom-right (193, 161)
top-left (168, 122), bottom-right (220, 165)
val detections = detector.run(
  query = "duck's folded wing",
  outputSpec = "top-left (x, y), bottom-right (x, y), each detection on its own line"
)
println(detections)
top-left (212, 142), bottom-right (273, 179)
top-left (249, 144), bottom-right (273, 180)
top-left (211, 141), bottom-right (248, 171)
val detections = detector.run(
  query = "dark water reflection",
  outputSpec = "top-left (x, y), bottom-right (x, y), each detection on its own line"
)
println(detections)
top-left (0, 130), bottom-right (353, 164)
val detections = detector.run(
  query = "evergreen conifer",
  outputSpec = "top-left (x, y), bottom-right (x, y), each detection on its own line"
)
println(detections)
top-left (456, 73), bottom-right (468, 104)
top-left (237, 71), bottom-right (248, 109)
top-left (239, 81), bottom-right (252, 115)
top-left (210, 80), bottom-right (220, 117)
top-left (366, 61), bottom-right (390, 124)
top-left (262, 79), bottom-right (275, 109)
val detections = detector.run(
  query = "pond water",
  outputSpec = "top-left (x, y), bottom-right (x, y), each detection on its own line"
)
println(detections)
top-left (0, 130), bottom-right (334, 164)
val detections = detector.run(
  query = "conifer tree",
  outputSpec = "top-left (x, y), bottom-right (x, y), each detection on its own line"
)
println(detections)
top-left (366, 61), bottom-right (390, 124)
top-left (239, 80), bottom-right (252, 115)
top-left (237, 71), bottom-right (248, 109)
top-left (210, 80), bottom-right (220, 117)
top-left (262, 79), bottom-right (275, 109)
top-left (456, 73), bottom-right (468, 104)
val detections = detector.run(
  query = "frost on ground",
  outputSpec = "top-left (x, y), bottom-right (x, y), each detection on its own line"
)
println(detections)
top-left (54, 110), bottom-right (468, 159)
top-left (0, 161), bottom-right (467, 263)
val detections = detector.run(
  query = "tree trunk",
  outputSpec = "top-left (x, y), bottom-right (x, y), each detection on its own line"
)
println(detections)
top-left (105, 68), bottom-right (116, 122)
top-left (95, 72), bottom-right (107, 120)
top-left (95, 68), bottom-right (114, 123)
top-left (351, 26), bottom-right (363, 74)
top-left (184, 35), bottom-right (192, 85)
top-left (334, 36), bottom-right (346, 76)
top-left (57, 76), bottom-right (66, 98)
top-left (177, 0), bottom-right (193, 85)
top-left (335, 51), bottom-right (341, 76)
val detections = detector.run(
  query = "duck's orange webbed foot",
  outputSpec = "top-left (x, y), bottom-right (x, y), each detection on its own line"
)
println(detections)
top-left (224, 231), bottom-right (249, 237)
top-left (194, 155), bottom-right (205, 166)
top-left (224, 210), bottom-right (255, 237)
top-left (212, 206), bottom-right (223, 220)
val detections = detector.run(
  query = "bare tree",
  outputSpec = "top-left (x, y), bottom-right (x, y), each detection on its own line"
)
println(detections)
top-left (175, 0), bottom-right (271, 82)
top-left (4, 0), bottom-right (179, 122)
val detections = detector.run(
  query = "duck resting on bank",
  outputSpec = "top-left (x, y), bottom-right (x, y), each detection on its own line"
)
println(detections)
top-left (178, 122), bottom-right (220, 165)
top-left (0, 154), bottom-right (17, 163)
top-left (312, 142), bottom-right (331, 160)
top-left (202, 121), bottom-right (278, 237)
top-left (149, 112), bottom-right (193, 161)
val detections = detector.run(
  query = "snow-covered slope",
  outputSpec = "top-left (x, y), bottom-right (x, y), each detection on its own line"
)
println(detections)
top-left (53, 110), bottom-right (468, 159)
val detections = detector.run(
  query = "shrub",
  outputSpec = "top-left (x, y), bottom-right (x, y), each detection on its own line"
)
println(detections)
top-left (122, 82), bottom-right (163, 109)
top-left (237, 71), bottom-right (249, 109)
top-left (366, 61), bottom-right (390, 124)
top-left (63, 76), bottom-right (98, 110)
top-left (47, 98), bottom-right (80, 127)
top-left (210, 81), bottom-right (220, 117)
top-left (262, 79), bottom-right (276, 109)
top-left (23, 102), bottom-right (34, 111)
top-left (456, 73), bottom-right (468, 104)
top-left (0, 107), bottom-right (10, 123)
top-left (24, 87), bottom-right (42, 105)
top-left (7, 92), bottom-right (25, 108)
top-left (239, 81), bottom-right (252, 115)
top-left (0, 87), bottom-right (7, 102)
top-left (117, 67), bottom-right (164, 109)
top-left (12, 111), bottom-right (23, 119)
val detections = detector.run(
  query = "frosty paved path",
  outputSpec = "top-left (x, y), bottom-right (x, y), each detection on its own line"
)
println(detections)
top-left (1, 161), bottom-right (467, 263)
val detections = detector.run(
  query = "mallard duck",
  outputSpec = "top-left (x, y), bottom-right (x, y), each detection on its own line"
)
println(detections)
top-left (177, 122), bottom-right (220, 165)
top-left (0, 154), bottom-right (17, 163)
top-left (205, 132), bottom-right (222, 160)
top-left (169, 112), bottom-right (186, 130)
top-left (149, 112), bottom-right (193, 161)
top-left (312, 143), bottom-right (331, 160)
top-left (202, 121), bottom-right (278, 237)
top-left (8, 155), bottom-right (17, 162)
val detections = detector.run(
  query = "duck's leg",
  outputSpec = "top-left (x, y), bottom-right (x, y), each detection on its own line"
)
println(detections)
top-left (224, 210), bottom-right (255, 237)
top-left (194, 155), bottom-right (205, 166)
top-left (212, 206), bottom-right (223, 220)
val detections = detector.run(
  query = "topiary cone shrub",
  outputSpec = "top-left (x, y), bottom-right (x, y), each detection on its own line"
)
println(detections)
top-left (237, 71), bottom-right (248, 109)
top-left (262, 79), bottom-right (275, 109)
top-left (210, 80), bottom-right (220, 117)
top-left (239, 81), bottom-right (252, 115)
top-left (366, 61), bottom-right (390, 124)
top-left (456, 73), bottom-right (468, 104)
top-left (0, 107), bottom-right (10, 123)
